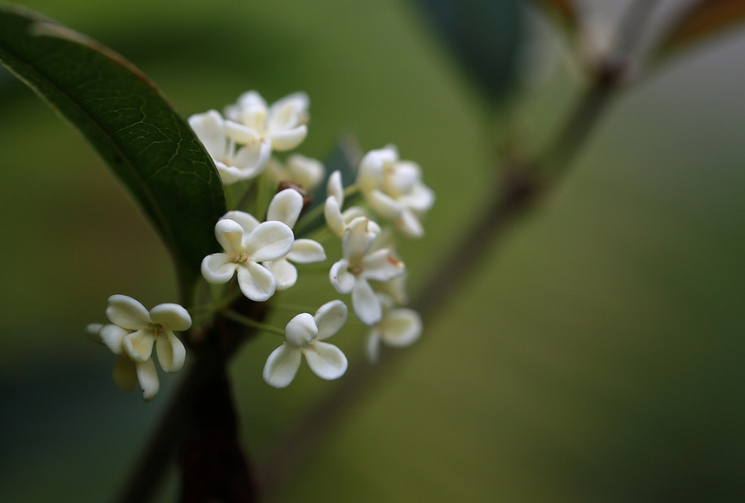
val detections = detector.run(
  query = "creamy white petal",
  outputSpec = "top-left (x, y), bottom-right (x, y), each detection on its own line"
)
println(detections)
top-left (324, 197), bottom-right (346, 238)
top-left (216, 163), bottom-right (246, 185)
top-left (285, 312), bottom-right (318, 347)
top-left (99, 324), bottom-right (130, 355)
top-left (303, 342), bottom-right (347, 380)
top-left (156, 330), bottom-right (186, 373)
top-left (361, 248), bottom-right (404, 282)
top-left (395, 209), bottom-right (424, 238)
top-left (267, 92), bottom-right (309, 133)
top-left (221, 211), bottom-right (260, 235)
top-left (385, 161), bottom-right (421, 196)
top-left (314, 300), bottom-right (347, 340)
top-left (327, 170), bottom-right (344, 203)
top-left (352, 278), bottom-right (381, 325)
top-left (214, 218), bottom-right (245, 254)
top-left (366, 329), bottom-right (382, 364)
top-left (106, 295), bottom-right (150, 330)
top-left (124, 329), bottom-right (156, 362)
top-left (330, 259), bottom-right (355, 293)
top-left (264, 258), bottom-right (297, 291)
top-left (245, 221), bottom-right (294, 262)
top-left (343, 217), bottom-right (376, 263)
top-left (188, 110), bottom-right (226, 160)
top-left (263, 343), bottom-right (302, 388)
top-left (367, 189), bottom-right (402, 219)
top-left (223, 120), bottom-right (261, 144)
top-left (380, 308), bottom-right (422, 347)
top-left (269, 125), bottom-right (307, 151)
top-left (237, 90), bottom-right (268, 112)
top-left (378, 274), bottom-right (409, 304)
top-left (113, 356), bottom-right (138, 393)
top-left (287, 239), bottom-right (325, 263)
top-left (287, 154), bottom-right (324, 190)
top-left (267, 188), bottom-right (303, 228)
top-left (357, 149), bottom-right (386, 192)
top-left (234, 139), bottom-right (272, 178)
top-left (237, 261), bottom-right (276, 301)
top-left (135, 359), bottom-right (160, 402)
top-left (201, 253), bottom-right (238, 284)
top-left (86, 323), bottom-right (103, 344)
top-left (341, 206), bottom-right (366, 224)
top-left (149, 304), bottom-right (192, 331)
top-left (401, 182), bottom-right (435, 213)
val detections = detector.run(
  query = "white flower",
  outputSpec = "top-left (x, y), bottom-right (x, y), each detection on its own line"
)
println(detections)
top-left (263, 300), bottom-right (348, 388)
top-left (266, 154), bottom-right (325, 191)
top-left (91, 295), bottom-right (192, 402)
top-left (223, 91), bottom-right (309, 169)
top-left (329, 217), bottom-right (404, 325)
top-left (201, 216), bottom-right (294, 301)
top-left (225, 189), bottom-right (325, 291)
top-left (357, 145), bottom-right (435, 238)
top-left (366, 294), bottom-right (422, 363)
top-left (323, 170), bottom-right (368, 238)
top-left (189, 110), bottom-right (270, 184)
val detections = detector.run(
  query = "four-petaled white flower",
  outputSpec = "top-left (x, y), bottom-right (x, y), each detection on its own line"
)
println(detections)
top-left (201, 216), bottom-right (294, 301)
top-left (357, 145), bottom-right (435, 238)
top-left (324, 170), bottom-right (368, 238)
top-left (266, 154), bottom-right (325, 191)
top-left (330, 217), bottom-right (404, 325)
top-left (263, 300), bottom-right (348, 388)
top-left (365, 294), bottom-right (422, 363)
top-left (223, 91), bottom-right (309, 172)
top-left (189, 110), bottom-right (270, 184)
top-left (91, 295), bottom-right (191, 402)
top-left (223, 189), bottom-right (326, 291)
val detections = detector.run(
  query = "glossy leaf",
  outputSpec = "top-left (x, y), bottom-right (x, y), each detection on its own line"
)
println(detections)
top-left (0, 4), bottom-right (226, 294)
top-left (658, 0), bottom-right (745, 54)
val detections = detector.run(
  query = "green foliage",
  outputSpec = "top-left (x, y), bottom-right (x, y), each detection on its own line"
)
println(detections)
top-left (0, 3), bottom-right (225, 297)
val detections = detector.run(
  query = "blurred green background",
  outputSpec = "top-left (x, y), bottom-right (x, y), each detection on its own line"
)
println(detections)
top-left (2, 0), bottom-right (745, 501)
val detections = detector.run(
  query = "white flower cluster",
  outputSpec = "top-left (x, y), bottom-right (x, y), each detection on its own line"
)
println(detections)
top-left (88, 91), bottom-right (435, 398)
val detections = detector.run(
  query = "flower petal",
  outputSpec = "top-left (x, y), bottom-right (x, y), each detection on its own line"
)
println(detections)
top-left (327, 170), bottom-right (344, 204)
top-left (314, 300), bottom-right (347, 340)
top-left (215, 218), bottom-right (245, 254)
top-left (237, 261), bottom-right (276, 301)
top-left (86, 323), bottom-right (103, 344)
top-left (245, 221), bottom-right (294, 262)
top-left (99, 324), bottom-right (130, 355)
top-left (156, 330), bottom-right (186, 373)
top-left (401, 182), bottom-right (435, 213)
top-left (287, 239), bottom-right (326, 263)
top-left (361, 248), bottom-right (405, 282)
top-left (342, 217), bottom-right (376, 263)
top-left (380, 308), bottom-right (422, 347)
top-left (330, 259), bottom-right (355, 294)
top-left (285, 312), bottom-right (318, 347)
top-left (366, 329), bottom-right (382, 364)
top-left (287, 154), bottom-right (324, 190)
top-left (113, 356), bottom-right (138, 393)
top-left (385, 160), bottom-right (421, 196)
top-left (263, 343), bottom-right (302, 388)
top-left (357, 149), bottom-right (386, 192)
top-left (324, 197), bottom-right (346, 238)
top-left (188, 110), bottom-right (226, 160)
top-left (269, 125), bottom-right (307, 151)
top-left (223, 120), bottom-right (260, 144)
top-left (150, 304), bottom-right (192, 331)
top-left (264, 258), bottom-right (297, 291)
top-left (106, 295), bottom-right (150, 330)
top-left (352, 278), bottom-right (381, 325)
top-left (201, 253), bottom-right (238, 284)
top-left (124, 329), bottom-right (156, 362)
top-left (367, 189), bottom-right (402, 219)
top-left (221, 211), bottom-right (260, 235)
top-left (233, 139), bottom-right (272, 177)
top-left (267, 188), bottom-right (303, 228)
top-left (395, 209), bottom-right (425, 238)
top-left (267, 92), bottom-right (309, 133)
top-left (303, 341), bottom-right (348, 380)
top-left (135, 359), bottom-right (160, 402)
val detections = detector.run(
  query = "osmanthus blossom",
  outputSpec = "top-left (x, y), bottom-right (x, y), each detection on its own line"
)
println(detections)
top-left (365, 294), bottom-right (422, 363)
top-left (88, 295), bottom-right (191, 401)
top-left (201, 215), bottom-right (294, 301)
top-left (189, 110), bottom-right (270, 184)
top-left (221, 189), bottom-right (326, 291)
top-left (329, 217), bottom-right (404, 325)
top-left (223, 91), bottom-right (309, 169)
top-left (263, 300), bottom-right (348, 388)
top-left (324, 170), bottom-right (369, 238)
top-left (266, 154), bottom-right (325, 191)
top-left (357, 145), bottom-right (435, 238)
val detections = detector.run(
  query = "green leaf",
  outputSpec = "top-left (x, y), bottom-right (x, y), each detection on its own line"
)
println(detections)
top-left (0, 3), bottom-right (226, 299)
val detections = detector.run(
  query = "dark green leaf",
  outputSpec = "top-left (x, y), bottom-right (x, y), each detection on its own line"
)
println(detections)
top-left (0, 3), bottom-right (226, 297)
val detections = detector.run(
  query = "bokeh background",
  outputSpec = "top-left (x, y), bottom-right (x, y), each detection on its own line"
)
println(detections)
top-left (2, 0), bottom-right (745, 501)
